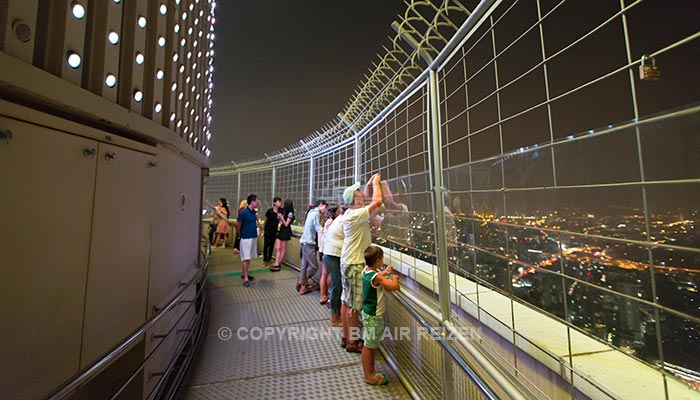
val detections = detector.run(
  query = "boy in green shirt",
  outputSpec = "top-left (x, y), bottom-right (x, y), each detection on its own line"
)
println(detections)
top-left (361, 245), bottom-right (400, 385)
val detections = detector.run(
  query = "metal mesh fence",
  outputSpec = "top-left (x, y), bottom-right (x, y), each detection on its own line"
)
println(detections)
top-left (204, 0), bottom-right (700, 398)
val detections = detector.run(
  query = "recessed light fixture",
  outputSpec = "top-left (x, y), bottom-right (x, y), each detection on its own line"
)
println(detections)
top-left (108, 30), bottom-right (119, 44)
top-left (71, 2), bottom-right (86, 19)
top-left (105, 73), bottom-right (117, 87)
top-left (67, 51), bottom-right (81, 68)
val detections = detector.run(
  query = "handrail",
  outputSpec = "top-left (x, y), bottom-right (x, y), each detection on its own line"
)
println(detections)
top-left (391, 289), bottom-right (500, 400)
top-left (153, 293), bottom-right (209, 400)
top-left (395, 287), bottom-right (533, 400)
top-left (110, 275), bottom-right (209, 400)
top-left (47, 235), bottom-right (211, 400)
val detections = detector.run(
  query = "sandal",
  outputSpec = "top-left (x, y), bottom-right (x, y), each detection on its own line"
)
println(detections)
top-left (346, 341), bottom-right (363, 353)
top-left (269, 265), bottom-right (281, 272)
top-left (319, 296), bottom-right (329, 305)
top-left (299, 285), bottom-right (312, 295)
top-left (364, 372), bottom-right (388, 385)
top-left (240, 275), bottom-right (254, 281)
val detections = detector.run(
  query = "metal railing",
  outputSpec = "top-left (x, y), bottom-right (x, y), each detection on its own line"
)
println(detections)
top-left (48, 237), bottom-right (211, 400)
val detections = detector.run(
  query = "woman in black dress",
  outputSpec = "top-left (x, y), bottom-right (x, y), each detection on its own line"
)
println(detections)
top-left (271, 199), bottom-right (295, 271)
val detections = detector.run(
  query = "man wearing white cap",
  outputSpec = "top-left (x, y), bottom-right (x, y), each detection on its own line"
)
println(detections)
top-left (340, 173), bottom-right (382, 353)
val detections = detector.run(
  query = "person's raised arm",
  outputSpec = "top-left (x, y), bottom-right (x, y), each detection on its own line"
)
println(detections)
top-left (213, 207), bottom-right (227, 220)
top-left (205, 200), bottom-right (226, 219)
top-left (373, 268), bottom-right (399, 291)
top-left (367, 173), bottom-right (383, 214)
top-left (363, 174), bottom-right (373, 199)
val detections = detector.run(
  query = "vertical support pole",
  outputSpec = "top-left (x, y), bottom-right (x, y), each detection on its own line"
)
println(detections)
top-left (428, 68), bottom-right (453, 400)
top-left (309, 156), bottom-right (314, 206)
top-left (354, 137), bottom-right (361, 183)
top-left (619, 2), bottom-right (667, 398)
top-left (236, 172), bottom-right (241, 206)
top-left (271, 166), bottom-right (276, 198)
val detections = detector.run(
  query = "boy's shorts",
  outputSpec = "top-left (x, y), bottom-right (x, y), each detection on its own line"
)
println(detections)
top-left (361, 311), bottom-right (384, 349)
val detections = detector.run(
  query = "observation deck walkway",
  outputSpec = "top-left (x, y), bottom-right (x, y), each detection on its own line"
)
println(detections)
top-left (177, 248), bottom-right (412, 399)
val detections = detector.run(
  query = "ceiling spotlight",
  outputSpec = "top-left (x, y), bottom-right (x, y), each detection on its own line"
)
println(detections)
top-left (155, 103), bottom-right (162, 113)
top-left (107, 30), bottom-right (119, 44)
top-left (133, 90), bottom-right (143, 102)
top-left (135, 52), bottom-right (144, 64)
top-left (71, 2), bottom-right (86, 19)
top-left (159, 4), bottom-right (167, 15)
top-left (67, 51), bottom-right (81, 68)
top-left (105, 73), bottom-right (117, 87)
top-left (158, 36), bottom-right (166, 47)
top-left (137, 16), bottom-right (147, 28)
top-left (156, 69), bottom-right (164, 79)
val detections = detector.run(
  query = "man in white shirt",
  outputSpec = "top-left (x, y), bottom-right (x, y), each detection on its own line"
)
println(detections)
top-left (340, 173), bottom-right (382, 352)
top-left (298, 200), bottom-right (327, 294)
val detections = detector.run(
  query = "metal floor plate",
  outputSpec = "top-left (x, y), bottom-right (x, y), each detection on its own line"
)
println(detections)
top-left (179, 252), bottom-right (412, 399)
top-left (178, 362), bottom-right (410, 399)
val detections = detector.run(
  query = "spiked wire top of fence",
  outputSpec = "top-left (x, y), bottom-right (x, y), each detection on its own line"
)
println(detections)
top-left (210, 0), bottom-right (471, 175)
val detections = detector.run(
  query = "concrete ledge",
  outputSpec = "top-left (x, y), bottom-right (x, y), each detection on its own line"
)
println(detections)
top-left (379, 245), bottom-right (700, 400)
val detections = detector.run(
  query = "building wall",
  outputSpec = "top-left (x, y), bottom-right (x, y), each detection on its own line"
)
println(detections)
top-left (0, 0), bottom-right (214, 398)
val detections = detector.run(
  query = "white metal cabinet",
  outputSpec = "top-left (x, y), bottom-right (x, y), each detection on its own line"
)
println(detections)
top-left (80, 142), bottom-right (156, 367)
top-left (147, 145), bottom-right (201, 322)
top-left (0, 115), bottom-right (96, 400)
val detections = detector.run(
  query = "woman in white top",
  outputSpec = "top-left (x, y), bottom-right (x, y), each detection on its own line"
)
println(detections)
top-left (322, 206), bottom-right (345, 326)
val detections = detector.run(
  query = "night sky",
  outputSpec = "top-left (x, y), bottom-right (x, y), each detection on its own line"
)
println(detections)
top-left (208, 1), bottom-right (406, 164)
top-left (207, 1), bottom-right (700, 167)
